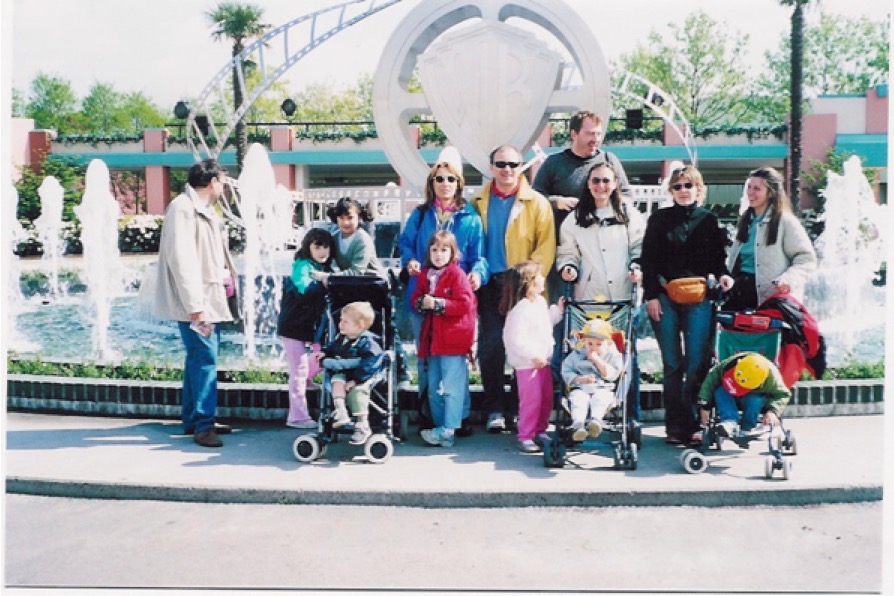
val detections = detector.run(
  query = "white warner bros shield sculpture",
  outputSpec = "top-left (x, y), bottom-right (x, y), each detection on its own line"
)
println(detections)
top-left (373, 0), bottom-right (612, 187)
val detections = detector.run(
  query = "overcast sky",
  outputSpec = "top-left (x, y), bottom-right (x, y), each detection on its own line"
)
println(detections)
top-left (3, 0), bottom-right (891, 113)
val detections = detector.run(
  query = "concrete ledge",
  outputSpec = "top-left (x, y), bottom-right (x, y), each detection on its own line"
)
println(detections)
top-left (6, 477), bottom-right (882, 508)
top-left (6, 375), bottom-right (885, 420)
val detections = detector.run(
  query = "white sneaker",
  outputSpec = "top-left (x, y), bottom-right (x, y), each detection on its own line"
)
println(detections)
top-left (717, 421), bottom-right (738, 438)
top-left (486, 413), bottom-right (506, 433)
top-left (332, 408), bottom-right (351, 428)
top-left (586, 419), bottom-right (603, 438)
top-left (742, 424), bottom-right (772, 438)
top-left (420, 427), bottom-right (443, 446)
top-left (349, 423), bottom-right (372, 445)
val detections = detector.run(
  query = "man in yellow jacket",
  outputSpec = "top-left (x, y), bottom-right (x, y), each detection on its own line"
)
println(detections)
top-left (472, 144), bottom-right (555, 433)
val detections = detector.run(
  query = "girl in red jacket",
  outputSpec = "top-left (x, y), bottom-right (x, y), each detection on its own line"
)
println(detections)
top-left (410, 231), bottom-right (478, 447)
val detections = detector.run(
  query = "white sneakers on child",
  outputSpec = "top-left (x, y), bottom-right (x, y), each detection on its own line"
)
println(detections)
top-left (349, 422), bottom-right (372, 445)
top-left (571, 419), bottom-right (603, 442)
top-left (332, 407), bottom-right (351, 428)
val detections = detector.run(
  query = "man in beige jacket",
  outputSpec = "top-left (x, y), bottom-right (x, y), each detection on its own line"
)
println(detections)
top-left (154, 159), bottom-right (238, 448)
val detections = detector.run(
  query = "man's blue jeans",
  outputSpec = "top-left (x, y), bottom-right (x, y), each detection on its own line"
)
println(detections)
top-left (650, 294), bottom-right (713, 438)
top-left (178, 321), bottom-right (220, 433)
top-left (714, 386), bottom-right (764, 431)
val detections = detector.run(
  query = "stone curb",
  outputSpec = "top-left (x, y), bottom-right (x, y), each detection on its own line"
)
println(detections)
top-left (6, 477), bottom-right (883, 509)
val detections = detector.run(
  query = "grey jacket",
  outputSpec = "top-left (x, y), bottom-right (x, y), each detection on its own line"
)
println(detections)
top-left (153, 186), bottom-right (237, 323)
top-left (561, 345), bottom-right (623, 390)
top-left (727, 211), bottom-right (816, 304)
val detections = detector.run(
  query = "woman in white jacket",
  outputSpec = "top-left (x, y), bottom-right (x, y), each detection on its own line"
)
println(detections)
top-left (556, 162), bottom-right (646, 421)
top-left (556, 162), bottom-right (645, 301)
top-left (725, 167), bottom-right (817, 311)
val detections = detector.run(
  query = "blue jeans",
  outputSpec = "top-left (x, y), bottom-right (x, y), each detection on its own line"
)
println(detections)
top-left (650, 294), bottom-right (713, 438)
top-left (177, 321), bottom-right (220, 433)
top-left (427, 355), bottom-right (468, 430)
top-left (412, 310), bottom-right (472, 421)
top-left (477, 275), bottom-right (515, 417)
top-left (714, 387), bottom-right (764, 430)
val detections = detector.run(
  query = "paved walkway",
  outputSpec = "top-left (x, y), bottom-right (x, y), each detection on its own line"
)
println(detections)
top-left (4, 412), bottom-right (883, 508)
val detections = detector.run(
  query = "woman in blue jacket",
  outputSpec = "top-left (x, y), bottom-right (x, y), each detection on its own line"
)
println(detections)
top-left (398, 160), bottom-right (487, 433)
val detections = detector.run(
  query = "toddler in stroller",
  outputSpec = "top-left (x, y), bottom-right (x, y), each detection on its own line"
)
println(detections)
top-left (561, 318), bottom-right (623, 442)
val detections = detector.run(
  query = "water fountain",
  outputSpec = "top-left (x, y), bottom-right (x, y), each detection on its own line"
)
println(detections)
top-left (33, 176), bottom-right (66, 298)
top-left (232, 143), bottom-right (297, 362)
top-left (4, 184), bottom-right (30, 351)
top-left (73, 159), bottom-right (125, 361)
top-left (804, 155), bottom-right (887, 364)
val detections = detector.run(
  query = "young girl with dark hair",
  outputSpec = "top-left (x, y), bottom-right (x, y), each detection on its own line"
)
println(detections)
top-left (277, 228), bottom-right (334, 428)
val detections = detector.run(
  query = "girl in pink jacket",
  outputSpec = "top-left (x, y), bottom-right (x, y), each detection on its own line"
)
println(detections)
top-left (501, 261), bottom-right (565, 453)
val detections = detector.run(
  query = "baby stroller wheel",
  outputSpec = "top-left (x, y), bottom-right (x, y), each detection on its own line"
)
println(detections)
top-left (543, 438), bottom-right (565, 469)
top-left (293, 435), bottom-right (322, 463)
top-left (681, 449), bottom-right (707, 474)
top-left (628, 442), bottom-right (638, 470)
top-left (364, 434), bottom-right (393, 464)
top-left (781, 457), bottom-right (793, 480)
top-left (764, 455), bottom-right (775, 478)
top-left (628, 421), bottom-right (643, 449)
top-left (782, 430), bottom-right (798, 455)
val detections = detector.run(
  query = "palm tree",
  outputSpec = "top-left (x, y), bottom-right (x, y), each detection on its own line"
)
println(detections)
top-left (779, 0), bottom-right (814, 211)
top-left (206, 2), bottom-right (270, 174)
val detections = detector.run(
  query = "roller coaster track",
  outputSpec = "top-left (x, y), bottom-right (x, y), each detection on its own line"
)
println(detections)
top-left (186, 0), bottom-right (404, 160)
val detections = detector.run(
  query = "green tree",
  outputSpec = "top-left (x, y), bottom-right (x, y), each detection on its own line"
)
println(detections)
top-left (82, 83), bottom-right (128, 134)
top-left (206, 1), bottom-right (271, 174)
top-left (15, 155), bottom-right (87, 223)
top-left (24, 73), bottom-right (83, 133)
top-left (613, 11), bottom-right (754, 127)
top-left (119, 91), bottom-right (168, 132)
top-left (755, 12), bottom-right (890, 122)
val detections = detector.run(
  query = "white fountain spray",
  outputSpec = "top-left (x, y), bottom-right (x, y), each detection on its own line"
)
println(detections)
top-left (34, 176), bottom-right (66, 299)
top-left (73, 159), bottom-right (124, 361)
top-left (235, 143), bottom-right (296, 361)
top-left (5, 184), bottom-right (30, 349)
top-left (806, 155), bottom-right (887, 360)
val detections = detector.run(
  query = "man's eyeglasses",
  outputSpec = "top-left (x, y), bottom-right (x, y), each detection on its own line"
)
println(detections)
top-left (671, 182), bottom-right (695, 191)
top-left (493, 161), bottom-right (520, 170)
top-left (589, 177), bottom-right (612, 185)
top-left (434, 175), bottom-right (457, 183)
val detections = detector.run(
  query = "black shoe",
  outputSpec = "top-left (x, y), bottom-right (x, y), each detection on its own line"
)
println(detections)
top-left (455, 418), bottom-right (474, 437)
top-left (184, 423), bottom-right (232, 435)
top-left (194, 430), bottom-right (223, 448)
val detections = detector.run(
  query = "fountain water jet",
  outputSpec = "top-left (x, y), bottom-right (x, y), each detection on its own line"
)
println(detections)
top-left (5, 184), bottom-right (31, 351)
top-left (805, 155), bottom-right (887, 363)
top-left (73, 159), bottom-right (124, 361)
top-left (34, 176), bottom-right (66, 298)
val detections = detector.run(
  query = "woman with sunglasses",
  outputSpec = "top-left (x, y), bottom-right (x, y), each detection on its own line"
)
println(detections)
top-left (556, 161), bottom-right (647, 422)
top-left (724, 167), bottom-right (816, 311)
top-left (398, 160), bottom-right (487, 436)
top-left (640, 165), bottom-right (734, 446)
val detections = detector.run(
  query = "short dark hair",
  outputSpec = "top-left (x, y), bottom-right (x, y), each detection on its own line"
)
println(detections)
top-left (569, 110), bottom-right (602, 133)
top-left (326, 196), bottom-right (374, 224)
top-left (187, 159), bottom-right (225, 188)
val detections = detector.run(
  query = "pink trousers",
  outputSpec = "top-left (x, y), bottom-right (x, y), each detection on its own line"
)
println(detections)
top-left (515, 367), bottom-right (553, 441)
top-left (281, 338), bottom-right (320, 423)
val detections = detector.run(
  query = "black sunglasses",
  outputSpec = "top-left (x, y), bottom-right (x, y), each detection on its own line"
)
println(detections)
top-left (493, 161), bottom-right (520, 169)
top-left (589, 177), bottom-right (612, 185)
top-left (671, 182), bottom-right (695, 191)
top-left (434, 175), bottom-right (457, 183)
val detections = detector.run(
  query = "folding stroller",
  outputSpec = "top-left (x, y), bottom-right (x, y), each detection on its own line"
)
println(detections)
top-left (292, 275), bottom-right (399, 464)
top-left (543, 285), bottom-right (641, 471)
top-left (679, 308), bottom-right (799, 480)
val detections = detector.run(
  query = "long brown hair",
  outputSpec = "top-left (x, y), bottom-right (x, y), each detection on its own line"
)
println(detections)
top-left (499, 260), bottom-right (541, 315)
top-left (418, 161), bottom-right (465, 212)
top-left (735, 167), bottom-right (790, 246)
top-left (574, 162), bottom-right (629, 227)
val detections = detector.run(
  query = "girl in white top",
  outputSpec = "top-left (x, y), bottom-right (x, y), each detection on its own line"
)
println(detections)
top-left (501, 260), bottom-right (565, 453)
